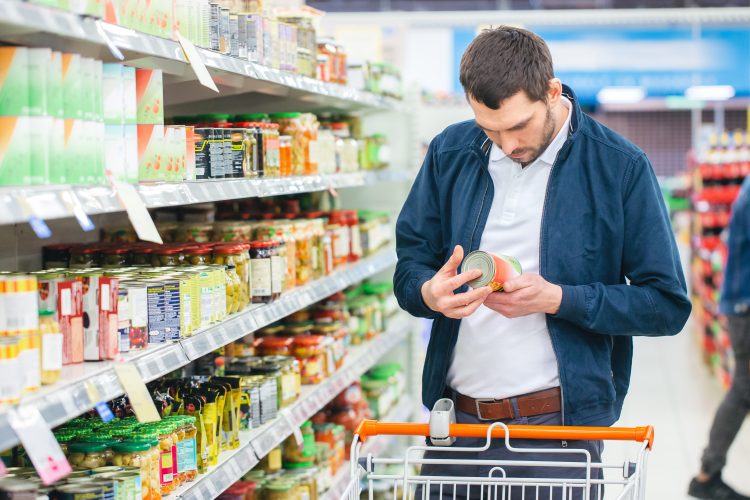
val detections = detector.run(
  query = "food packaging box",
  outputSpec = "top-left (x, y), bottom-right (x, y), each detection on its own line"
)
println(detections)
top-left (135, 68), bottom-right (164, 124)
top-left (81, 275), bottom-right (120, 361)
top-left (138, 123), bottom-right (165, 181)
top-left (58, 280), bottom-right (84, 365)
top-left (0, 116), bottom-right (31, 186)
top-left (0, 47), bottom-right (30, 117)
top-left (62, 53), bottom-right (83, 120)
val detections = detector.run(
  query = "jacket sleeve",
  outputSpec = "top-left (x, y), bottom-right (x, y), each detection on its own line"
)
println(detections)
top-left (393, 136), bottom-right (445, 319)
top-left (554, 153), bottom-right (692, 336)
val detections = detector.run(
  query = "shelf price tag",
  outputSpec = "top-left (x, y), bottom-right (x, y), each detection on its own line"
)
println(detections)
top-left (176, 31), bottom-right (219, 93)
top-left (17, 195), bottom-right (52, 239)
top-left (61, 191), bottom-right (95, 232)
top-left (96, 20), bottom-right (125, 60)
top-left (111, 181), bottom-right (163, 244)
top-left (7, 406), bottom-right (72, 484)
top-left (114, 363), bottom-right (161, 423)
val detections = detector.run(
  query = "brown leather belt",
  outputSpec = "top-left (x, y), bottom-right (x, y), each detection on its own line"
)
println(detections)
top-left (453, 387), bottom-right (562, 421)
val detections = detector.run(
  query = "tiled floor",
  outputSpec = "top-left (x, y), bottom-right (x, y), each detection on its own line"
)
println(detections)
top-left (606, 323), bottom-right (750, 499)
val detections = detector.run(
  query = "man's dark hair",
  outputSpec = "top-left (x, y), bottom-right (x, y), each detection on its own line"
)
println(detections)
top-left (459, 26), bottom-right (554, 110)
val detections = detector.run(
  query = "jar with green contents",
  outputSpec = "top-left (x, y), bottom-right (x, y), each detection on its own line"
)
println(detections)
top-left (69, 246), bottom-right (101, 268)
top-left (151, 247), bottom-right (184, 267)
top-left (137, 433), bottom-right (162, 500)
top-left (101, 247), bottom-right (131, 268)
top-left (184, 246), bottom-right (212, 266)
top-left (215, 245), bottom-right (250, 309)
top-left (224, 264), bottom-right (242, 315)
top-left (363, 282), bottom-right (392, 330)
top-left (67, 442), bottom-right (109, 469)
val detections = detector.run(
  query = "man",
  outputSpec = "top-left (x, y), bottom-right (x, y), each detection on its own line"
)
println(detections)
top-left (394, 26), bottom-right (691, 499)
top-left (689, 176), bottom-right (750, 500)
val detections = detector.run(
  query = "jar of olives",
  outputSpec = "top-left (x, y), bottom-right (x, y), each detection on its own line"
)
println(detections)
top-left (69, 246), bottom-right (101, 269)
top-left (151, 247), bottom-right (184, 267)
top-left (75, 435), bottom-right (119, 465)
top-left (102, 247), bottom-right (131, 268)
top-left (67, 442), bottom-right (109, 469)
top-left (184, 246), bottom-right (212, 266)
top-left (214, 245), bottom-right (250, 309)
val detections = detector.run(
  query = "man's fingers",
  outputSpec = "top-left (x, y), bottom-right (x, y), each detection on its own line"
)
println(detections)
top-left (438, 245), bottom-right (464, 275)
top-left (444, 268), bottom-right (483, 290)
top-left (502, 273), bottom-right (535, 293)
top-left (441, 286), bottom-right (492, 309)
top-left (446, 295), bottom-right (486, 318)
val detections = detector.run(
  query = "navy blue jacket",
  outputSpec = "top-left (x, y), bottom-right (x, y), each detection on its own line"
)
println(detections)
top-left (394, 86), bottom-right (691, 426)
top-left (720, 176), bottom-right (750, 316)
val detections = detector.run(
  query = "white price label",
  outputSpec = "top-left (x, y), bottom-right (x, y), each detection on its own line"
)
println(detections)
top-left (7, 407), bottom-right (71, 485)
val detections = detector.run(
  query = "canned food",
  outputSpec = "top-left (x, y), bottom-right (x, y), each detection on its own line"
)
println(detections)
top-left (0, 477), bottom-right (38, 498)
top-left (53, 484), bottom-right (104, 500)
top-left (109, 472), bottom-right (142, 500)
top-left (460, 250), bottom-right (522, 292)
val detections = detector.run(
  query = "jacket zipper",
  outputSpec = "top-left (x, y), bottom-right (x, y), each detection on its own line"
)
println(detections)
top-left (541, 143), bottom-right (571, 427)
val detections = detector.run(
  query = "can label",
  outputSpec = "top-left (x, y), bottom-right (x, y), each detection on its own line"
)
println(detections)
top-left (462, 251), bottom-right (522, 292)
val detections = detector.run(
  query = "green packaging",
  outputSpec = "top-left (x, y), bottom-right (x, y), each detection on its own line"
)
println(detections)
top-left (64, 118), bottom-right (86, 184)
top-left (103, 64), bottom-right (124, 125)
top-left (124, 124), bottom-right (138, 182)
top-left (28, 48), bottom-right (52, 185)
top-left (137, 124), bottom-right (165, 181)
top-left (62, 53), bottom-right (83, 120)
top-left (80, 57), bottom-right (94, 122)
top-left (122, 66), bottom-right (137, 126)
top-left (135, 68), bottom-right (164, 125)
top-left (0, 116), bottom-right (31, 186)
top-left (49, 52), bottom-right (66, 184)
top-left (0, 47), bottom-right (29, 117)
top-left (105, 124), bottom-right (126, 182)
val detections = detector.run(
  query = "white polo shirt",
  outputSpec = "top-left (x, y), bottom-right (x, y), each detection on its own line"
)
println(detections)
top-left (446, 97), bottom-right (572, 400)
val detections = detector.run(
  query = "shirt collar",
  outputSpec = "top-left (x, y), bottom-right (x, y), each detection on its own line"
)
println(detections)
top-left (490, 96), bottom-right (572, 166)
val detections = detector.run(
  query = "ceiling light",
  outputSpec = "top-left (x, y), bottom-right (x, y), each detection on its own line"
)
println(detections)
top-left (685, 85), bottom-right (735, 101)
top-left (596, 86), bottom-right (646, 105)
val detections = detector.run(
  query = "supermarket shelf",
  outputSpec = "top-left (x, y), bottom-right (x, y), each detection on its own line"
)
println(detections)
top-left (0, 171), bottom-right (403, 226)
top-left (0, 1), bottom-right (400, 114)
top-left (172, 312), bottom-right (413, 500)
top-left (322, 397), bottom-right (415, 500)
top-left (0, 248), bottom-right (397, 452)
top-left (180, 248), bottom-right (397, 360)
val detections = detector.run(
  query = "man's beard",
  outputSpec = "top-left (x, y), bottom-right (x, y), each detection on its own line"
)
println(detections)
top-left (520, 106), bottom-right (556, 168)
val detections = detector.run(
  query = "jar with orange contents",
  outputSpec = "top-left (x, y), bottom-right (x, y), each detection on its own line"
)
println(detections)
top-left (292, 335), bottom-right (325, 385)
top-left (258, 336), bottom-right (293, 357)
top-left (279, 136), bottom-right (292, 176)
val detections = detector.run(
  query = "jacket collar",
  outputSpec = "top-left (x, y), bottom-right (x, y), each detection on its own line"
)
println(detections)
top-left (470, 83), bottom-right (584, 158)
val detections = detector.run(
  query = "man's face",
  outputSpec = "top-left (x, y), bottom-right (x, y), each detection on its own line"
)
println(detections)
top-left (469, 90), bottom-right (556, 166)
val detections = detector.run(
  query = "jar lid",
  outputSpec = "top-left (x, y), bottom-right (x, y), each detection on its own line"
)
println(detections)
top-left (269, 112), bottom-right (301, 119)
top-left (367, 363), bottom-right (401, 380)
top-left (215, 245), bottom-right (243, 254)
top-left (39, 309), bottom-right (56, 317)
top-left (154, 247), bottom-right (183, 255)
top-left (250, 362), bottom-right (281, 375)
top-left (104, 247), bottom-right (130, 255)
top-left (112, 441), bottom-right (152, 453)
top-left (68, 442), bottom-right (109, 453)
top-left (235, 113), bottom-right (269, 121)
top-left (260, 337), bottom-right (294, 348)
top-left (249, 240), bottom-right (274, 249)
top-left (292, 335), bottom-right (323, 346)
top-left (283, 461), bottom-right (315, 470)
top-left (187, 247), bottom-right (213, 255)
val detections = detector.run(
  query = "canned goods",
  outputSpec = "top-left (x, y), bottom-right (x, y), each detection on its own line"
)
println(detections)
top-left (0, 477), bottom-right (39, 498)
top-left (87, 479), bottom-right (115, 500)
top-left (108, 472), bottom-right (141, 500)
top-left (53, 484), bottom-right (104, 500)
top-left (460, 250), bottom-right (522, 292)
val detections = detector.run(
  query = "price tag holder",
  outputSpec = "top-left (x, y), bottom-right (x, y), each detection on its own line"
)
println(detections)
top-left (17, 195), bottom-right (52, 239)
top-left (111, 181), bottom-right (163, 244)
top-left (114, 363), bottom-right (161, 423)
top-left (95, 402), bottom-right (115, 422)
top-left (176, 31), bottom-right (219, 92)
top-left (7, 406), bottom-right (72, 484)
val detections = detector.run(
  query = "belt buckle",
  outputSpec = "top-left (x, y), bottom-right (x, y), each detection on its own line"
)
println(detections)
top-left (474, 398), bottom-right (497, 421)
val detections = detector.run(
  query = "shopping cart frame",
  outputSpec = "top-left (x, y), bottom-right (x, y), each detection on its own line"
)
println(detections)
top-left (341, 420), bottom-right (654, 500)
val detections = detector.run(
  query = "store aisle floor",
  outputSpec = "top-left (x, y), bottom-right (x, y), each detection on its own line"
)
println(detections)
top-left (608, 322), bottom-right (750, 499)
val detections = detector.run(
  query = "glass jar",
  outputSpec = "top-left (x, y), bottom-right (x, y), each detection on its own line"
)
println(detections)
top-left (316, 125), bottom-right (336, 174)
top-left (326, 219), bottom-right (348, 269)
top-left (291, 335), bottom-right (325, 385)
top-left (279, 135), bottom-right (292, 177)
top-left (151, 247), bottom-right (183, 267)
top-left (344, 211), bottom-right (362, 262)
top-left (282, 421), bottom-right (316, 464)
top-left (111, 440), bottom-right (153, 499)
top-left (258, 337), bottom-right (293, 357)
top-left (270, 113), bottom-right (305, 176)
top-left (250, 241), bottom-right (274, 304)
top-left (67, 442), bottom-right (109, 469)
top-left (76, 435), bottom-right (119, 465)
top-left (267, 240), bottom-right (282, 300)
top-left (304, 215), bottom-right (325, 280)
top-left (259, 356), bottom-right (298, 408)
top-left (291, 221), bottom-right (312, 285)
top-left (144, 426), bottom-right (176, 495)
top-left (69, 246), bottom-right (100, 269)
top-left (301, 113), bottom-right (319, 175)
top-left (317, 38), bottom-right (337, 84)
top-left (265, 124), bottom-right (281, 178)
top-left (181, 223), bottom-right (215, 243)
top-left (38, 310), bottom-right (62, 385)
top-left (264, 480), bottom-right (296, 500)
top-left (184, 246), bottom-right (212, 266)
top-left (101, 247), bottom-right (131, 268)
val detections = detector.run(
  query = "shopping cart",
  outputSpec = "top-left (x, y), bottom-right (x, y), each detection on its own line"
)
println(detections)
top-left (340, 418), bottom-right (654, 500)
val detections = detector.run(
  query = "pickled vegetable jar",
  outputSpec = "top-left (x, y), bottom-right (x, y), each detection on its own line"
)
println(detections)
top-left (67, 442), bottom-right (109, 469)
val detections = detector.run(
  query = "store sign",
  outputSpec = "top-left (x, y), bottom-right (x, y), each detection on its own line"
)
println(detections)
top-left (453, 26), bottom-right (750, 105)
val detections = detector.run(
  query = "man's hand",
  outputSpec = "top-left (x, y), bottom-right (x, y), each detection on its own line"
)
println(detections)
top-left (483, 273), bottom-right (562, 318)
top-left (421, 245), bottom-right (493, 319)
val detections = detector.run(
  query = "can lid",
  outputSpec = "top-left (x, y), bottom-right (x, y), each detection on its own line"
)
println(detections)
top-left (460, 251), bottom-right (495, 288)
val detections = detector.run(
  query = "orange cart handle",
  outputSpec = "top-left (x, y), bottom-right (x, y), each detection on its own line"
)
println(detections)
top-left (354, 420), bottom-right (655, 450)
